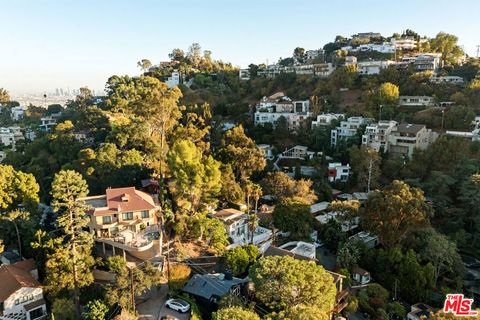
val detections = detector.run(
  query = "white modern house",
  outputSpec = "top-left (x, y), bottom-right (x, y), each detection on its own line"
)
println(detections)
top-left (311, 113), bottom-right (344, 129)
top-left (39, 113), bottom-right (62, 132)
top-left (213, 208), bottom-right (272, 252)
top-left (331, 116), bottom-right (372, 146)
top-left (399, 96), bottom-right (434, 107)
top-left (349, 231), bottom-right (379, 248)
top-left (413, 53), bottom-right (442, 73)
top-left (165, 70), bottom-right (180, 88)
top-left (278, 241), bottom-right (316, 260)
top-left (390, 37), bottom-right (417, 50)
top-left (0, 127), bottom-right (24, 149)
top-left (362, 120), bottom-right (398, 152)
top-left (305, 49), bottom-right (324, 61)
top-left (342, 42), bottom-right (395, 54)
top-left (0, 260), bottom-right (47, 320)
top-left (429, 76), bottom-right (464, 84)
top-left (357, 60), bottom-right (395, 75)
top-left (327, 162), bottom-right (350, 183)
top-left (10, 106), bottom-right (28, 121)
top-left (254, 93), bottom-right (311, 130)
top-left (239, 69), bottom-right (250, 80)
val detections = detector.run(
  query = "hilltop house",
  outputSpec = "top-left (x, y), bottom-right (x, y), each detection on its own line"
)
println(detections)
top-left (254, 93), bottom-right (311, 130)
top-left (0, 260), bottom-right (46, 320)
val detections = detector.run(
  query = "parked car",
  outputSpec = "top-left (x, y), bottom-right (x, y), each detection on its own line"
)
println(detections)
top-left (165, 299), bottom-right (191, 313)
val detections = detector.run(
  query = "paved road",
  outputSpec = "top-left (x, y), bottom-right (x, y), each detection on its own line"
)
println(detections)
top-left (137, 285), bottom-right (167, 320)
top-left (316, 246), bottom-right (337, 271)
top-left (137, 285), bottom-right (190, 320)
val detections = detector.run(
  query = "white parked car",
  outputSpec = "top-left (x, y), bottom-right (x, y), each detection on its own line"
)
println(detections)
top-left (165, 298), bottom-right (191, 313)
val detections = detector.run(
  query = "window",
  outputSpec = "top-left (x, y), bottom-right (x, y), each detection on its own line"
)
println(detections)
top-left (30, 307), bottom-right (45, 320)
top-left (122, 212), bottom-right (133, 220)
top-left (141, 210), bottom-right (149, 219)
top-left (102, 216), bottom-right (112, 224)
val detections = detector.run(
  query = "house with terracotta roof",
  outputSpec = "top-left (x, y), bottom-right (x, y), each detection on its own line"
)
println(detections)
top-left (79, 187), bottom-right (161, 260)
top-left (0, 259), bottom-right (46, 320)
top-left (80, 187), bottom-right (159, 238)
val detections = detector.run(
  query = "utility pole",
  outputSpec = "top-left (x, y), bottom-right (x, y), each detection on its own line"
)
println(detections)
top-left (476, 45), bottom-right (480, 59)
top-left (379, 105), bottom-right (383, 121)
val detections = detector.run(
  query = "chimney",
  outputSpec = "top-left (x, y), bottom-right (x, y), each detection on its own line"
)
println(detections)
top-left (121, 194), bottom-right (130, 202)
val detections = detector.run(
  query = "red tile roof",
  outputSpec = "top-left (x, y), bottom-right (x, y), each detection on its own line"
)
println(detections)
top-left (0, 262), bottom-right (41, 301)
top-left (82, 187), bottom-right (158, 216)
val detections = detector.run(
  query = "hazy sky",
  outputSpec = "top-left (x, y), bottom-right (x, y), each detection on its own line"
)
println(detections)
top-left (1, 0), bottom-right (479, 94)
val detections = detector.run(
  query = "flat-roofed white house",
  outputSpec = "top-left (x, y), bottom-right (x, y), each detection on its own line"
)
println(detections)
top-left (357, 60), bottom-right (395, 75)
top-left (429, 75), bottom-right (464, 84)
top-left (388, 123), bottom-right (438, 158)
top-left (399, 96), bottom-right (434, 107)
top-left (327, 163), bottom-right (350, 183)
top-left (239, 69), bottom-right (250, 80)
top-left (362, 120), bottom-right (398, 152)
top-left (331, 116), bottom-right (373, 147)
top-left (0, 260), bottom-right (47, 320)
top-left (311, 113), bottom-right (344, 129)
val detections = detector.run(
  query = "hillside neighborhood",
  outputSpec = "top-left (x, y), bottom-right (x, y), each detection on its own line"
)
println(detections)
top-left (1, 25), bottom-right (480, 320)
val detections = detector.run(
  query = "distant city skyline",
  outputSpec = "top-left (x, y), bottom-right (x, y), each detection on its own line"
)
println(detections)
top-left (1, 0), bottom-right (479, 94)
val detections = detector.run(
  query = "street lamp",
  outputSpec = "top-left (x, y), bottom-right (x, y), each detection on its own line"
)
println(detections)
top-left (1, 217), bottom-right (22, 259)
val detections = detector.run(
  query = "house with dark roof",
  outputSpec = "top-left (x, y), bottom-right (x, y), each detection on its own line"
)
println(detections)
top-left (0, 259), bottom-right (46, 320)
top-left (388, 123), bottom-right (438, 158)
top-left (407, 303), bottom-right (434, 320)
top-left (182, 273), bottom-right (249, 307)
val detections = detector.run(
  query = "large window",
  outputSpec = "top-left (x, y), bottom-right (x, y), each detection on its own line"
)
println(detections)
top-left (102, 216), bottom-right (112, 224)
top-left (141, 210), bottom-right (149, 219)
top-left (29, 307), bottom-right (45, 320)
top-left (122, 212), bottom-right (133, 220)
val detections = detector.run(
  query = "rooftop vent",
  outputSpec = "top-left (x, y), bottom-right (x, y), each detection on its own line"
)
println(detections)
top-left (121, 194), bottom-right (130, 202)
